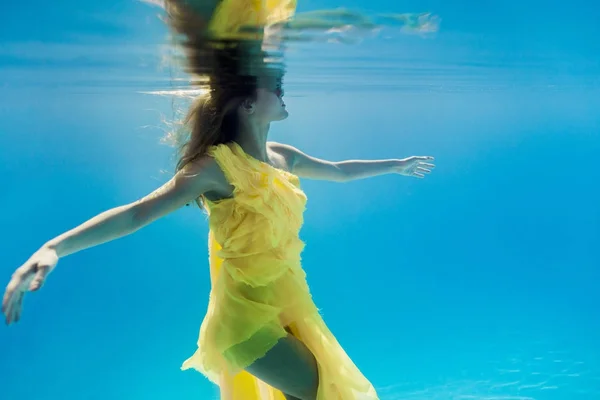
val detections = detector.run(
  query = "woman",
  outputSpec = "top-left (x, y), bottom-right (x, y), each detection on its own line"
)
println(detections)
top-left (2, 1), bottom-right (435, 399)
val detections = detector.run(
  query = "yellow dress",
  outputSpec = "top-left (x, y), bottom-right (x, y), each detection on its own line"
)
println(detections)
top-left (181, 142), bottom-right (379, 400)
top-left (208, 0), bottom-right (298, 40)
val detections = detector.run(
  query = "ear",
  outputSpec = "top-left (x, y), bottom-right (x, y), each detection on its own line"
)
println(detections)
top-left (241, 98), bottom-right (255, 115)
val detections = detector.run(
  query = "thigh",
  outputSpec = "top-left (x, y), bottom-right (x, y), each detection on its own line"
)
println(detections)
top-left (244, 333), bottom-right (319, 400)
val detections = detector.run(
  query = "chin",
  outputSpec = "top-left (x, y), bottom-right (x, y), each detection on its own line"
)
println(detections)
top-left (273, 109), bottom-right (289, 121)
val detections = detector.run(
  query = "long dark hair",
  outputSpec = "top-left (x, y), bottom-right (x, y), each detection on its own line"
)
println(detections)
top-left (160, 0), bottom-right (268, 208)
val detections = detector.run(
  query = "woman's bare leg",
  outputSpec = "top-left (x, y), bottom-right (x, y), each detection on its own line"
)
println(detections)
top-left (244, 333), bottom-right (319, 400)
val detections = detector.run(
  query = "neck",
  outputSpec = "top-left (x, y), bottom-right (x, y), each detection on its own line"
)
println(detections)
top-left (235, 117), bottom-right (271, 162)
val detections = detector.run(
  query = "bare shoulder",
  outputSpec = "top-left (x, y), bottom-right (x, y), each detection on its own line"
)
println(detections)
top-left (267, 141), bottom-right (300, 154)
top-left (184, 154), bottom-right (229, 190)
top-left (267, 141), bottom-right (302, 170)
top-left (142, 155), bottom-right (219, 200)
top-left (132, 154), bottom-right (228, 222)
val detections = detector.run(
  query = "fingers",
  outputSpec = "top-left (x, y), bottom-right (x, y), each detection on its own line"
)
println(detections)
top-left (2, 253), bottom-right (57, 325)
top-left (409, 165), bottom-right (432, 179)
top-left (2, 267), bottom-right (35, 325)
top-left (29, 265), bottom-right (50, 291)
top-left (406, 160), bottom-right (434, 179)
top-left (3, 274), bottom-right (24, 313)
top-left (14, 292), bottom-right (24, 323)
top-left (2, 284), bottom-right (13, 315)
top-left (5, 292), bottom-right (25, 324)
top-left (2, 291), bottom-right (13, 324)
top-left (2, 287), bottom-right (22, 325)
top-left (401, 156), bottom-right (433, 162)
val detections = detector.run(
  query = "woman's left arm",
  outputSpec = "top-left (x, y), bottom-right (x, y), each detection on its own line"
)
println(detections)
top-left (269, 142), bottom-right (435, 182)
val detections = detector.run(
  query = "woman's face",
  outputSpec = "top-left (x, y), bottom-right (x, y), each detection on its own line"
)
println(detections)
top-left (253, 87), bottom-right (288, 122)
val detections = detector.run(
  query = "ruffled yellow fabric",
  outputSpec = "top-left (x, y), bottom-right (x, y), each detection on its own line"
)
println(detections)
top-left (208, 0), bottom-right (297, 40)
top-left (181, 142), bottom-right (379, 400)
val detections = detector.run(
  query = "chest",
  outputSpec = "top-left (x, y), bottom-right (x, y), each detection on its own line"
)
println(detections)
top-left (206, 164), bottom-right (306, 206)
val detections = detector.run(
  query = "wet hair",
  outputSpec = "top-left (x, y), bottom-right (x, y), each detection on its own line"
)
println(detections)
top-left (172, 51), bottom-right (259, 175)
top-left (161, 1), bottom-right (270, 182)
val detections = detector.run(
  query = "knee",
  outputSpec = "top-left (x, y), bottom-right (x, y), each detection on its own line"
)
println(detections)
top-left (284, 390), bottom-right (316, 400)
top-left (291, 376), bottom-right (318, 400)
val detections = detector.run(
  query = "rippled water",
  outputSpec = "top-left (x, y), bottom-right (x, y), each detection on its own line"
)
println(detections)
top-left (2, 27), bottom-right (597, 95)
top-left (377, 332), bottom-right (600, 400)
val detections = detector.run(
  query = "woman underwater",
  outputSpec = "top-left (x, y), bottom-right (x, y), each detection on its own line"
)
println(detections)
top-left (2, 1), bottom-right (435, 399)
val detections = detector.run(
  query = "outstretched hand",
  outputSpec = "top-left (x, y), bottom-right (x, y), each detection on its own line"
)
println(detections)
top-left (395, 156), bottom-right (435, 178)
top-left (2, 246), bottom-right (58, 325)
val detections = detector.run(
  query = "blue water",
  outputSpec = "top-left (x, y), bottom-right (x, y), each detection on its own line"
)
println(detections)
top-left (1, 0), bottom-right (599, 399)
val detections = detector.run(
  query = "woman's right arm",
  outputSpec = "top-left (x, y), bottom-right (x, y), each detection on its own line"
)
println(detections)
top-left (2, 156), bottom-right (219, 324)
top-left (48, 157), bottom-right (217, 258)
